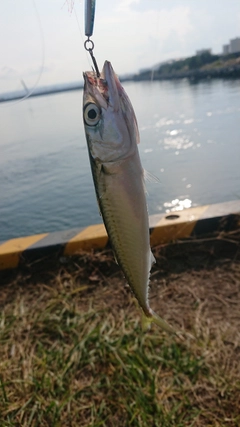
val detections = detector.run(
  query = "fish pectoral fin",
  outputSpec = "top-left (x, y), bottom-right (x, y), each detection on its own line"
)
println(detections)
top-left (102, 162), bottom-right (121, 175)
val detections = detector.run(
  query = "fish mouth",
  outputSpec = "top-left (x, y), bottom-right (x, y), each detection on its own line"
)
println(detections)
top-left (83, 61), bottom-right (122, 111)
top-left (103, 61), bottom-right (123, 111)
top-left (103, 61), bottom-right (123, 94)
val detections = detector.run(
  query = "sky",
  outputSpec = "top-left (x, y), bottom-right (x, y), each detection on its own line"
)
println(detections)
top-left (0, 0), bottom-right (240, 93)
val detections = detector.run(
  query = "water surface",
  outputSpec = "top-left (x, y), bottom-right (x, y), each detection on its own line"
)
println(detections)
top-left (1, 78), bottom-right (240, 241)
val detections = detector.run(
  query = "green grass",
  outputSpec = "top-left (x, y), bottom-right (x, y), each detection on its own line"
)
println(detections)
top-left (0, 249), bottom-right (240, 426)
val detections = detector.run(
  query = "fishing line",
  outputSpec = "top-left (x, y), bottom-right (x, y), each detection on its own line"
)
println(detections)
top-left (83, 0), bottom-right (100, 76)
top-left (73, 3), bottom-right (92, 70)
top-left (150, 9), bottom-right (161, 82)
top-left (65, 0), bottom-right (93, 70)
top-left (0, 0), bottom-right (45, 107)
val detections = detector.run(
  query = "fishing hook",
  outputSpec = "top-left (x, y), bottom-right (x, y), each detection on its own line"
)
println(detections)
top-left (84, 0), bottom-right (100, 77)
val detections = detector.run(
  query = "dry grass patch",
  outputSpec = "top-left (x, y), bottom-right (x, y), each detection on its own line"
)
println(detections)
top-left (0, 234), bottom-right (240, 426)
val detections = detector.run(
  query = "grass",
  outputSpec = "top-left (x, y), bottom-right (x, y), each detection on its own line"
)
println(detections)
top-left (0, 238), bottom-right (240, 426)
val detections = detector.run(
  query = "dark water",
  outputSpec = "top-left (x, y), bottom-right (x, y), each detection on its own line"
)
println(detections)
top-left (1, 78), bottom-right (240, 241)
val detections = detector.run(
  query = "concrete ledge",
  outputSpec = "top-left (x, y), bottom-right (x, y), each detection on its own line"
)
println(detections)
top-left (0, 200), bottom-right (240, 271)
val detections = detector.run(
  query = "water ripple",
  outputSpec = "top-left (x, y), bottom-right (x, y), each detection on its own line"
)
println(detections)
top-left (163, 198), bottom-right (192, 213)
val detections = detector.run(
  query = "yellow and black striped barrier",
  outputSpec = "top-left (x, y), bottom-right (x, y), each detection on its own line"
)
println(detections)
top-left (0, 200), bottom-right (240, 271)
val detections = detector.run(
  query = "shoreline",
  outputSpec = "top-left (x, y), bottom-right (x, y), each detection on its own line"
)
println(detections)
top-left (1, 65), bottom-right (240, 103)
top-left (133, 64), bottom-right (240, 82)
top-left (0, 83), bottom-right (84, 103)
top-left (1, 200), bottom-right (240, 272)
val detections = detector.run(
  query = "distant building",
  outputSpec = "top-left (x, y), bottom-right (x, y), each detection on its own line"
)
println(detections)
top-left (222, 37), bottom-right (240, 55)
top-left (223, 44), bottom-right (229, 55)
top-left (229, 37), bottom-right (240, 53)
top-left (196, 48), bottom-right (212, 56)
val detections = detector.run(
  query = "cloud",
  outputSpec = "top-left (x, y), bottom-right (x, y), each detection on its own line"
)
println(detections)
top-left (0, 66), bottom-right (18, 80)
top-left (117, 0), bottom-right (140, 13)
top-left (96, 4), bottom-right (193, 73)
top-left (2, 0), bottom-right (240, 91)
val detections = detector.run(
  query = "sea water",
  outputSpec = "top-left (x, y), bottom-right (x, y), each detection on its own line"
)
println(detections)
top-left (1, 78), bottom-right (240, 241)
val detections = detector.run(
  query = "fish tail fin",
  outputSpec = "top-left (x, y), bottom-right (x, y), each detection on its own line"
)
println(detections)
top-left (141, 308), bottom-right (177, 335)
top-left (141, 309), bottom-right (195, 340)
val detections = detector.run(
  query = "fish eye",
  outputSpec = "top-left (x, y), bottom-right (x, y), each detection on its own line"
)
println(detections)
top-left (84, 103), bottom-right (101, 126)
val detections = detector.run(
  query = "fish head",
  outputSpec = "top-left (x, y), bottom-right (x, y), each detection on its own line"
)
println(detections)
top-left (83, 61), bottom-right (140, 163)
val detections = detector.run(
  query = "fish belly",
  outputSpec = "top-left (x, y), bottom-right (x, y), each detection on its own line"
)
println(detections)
top-left (95, 155), bottom-right (151, 312)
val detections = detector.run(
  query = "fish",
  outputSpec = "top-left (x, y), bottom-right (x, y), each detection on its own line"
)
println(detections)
top-left (82, 60), bottom-right (176, 334)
